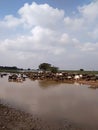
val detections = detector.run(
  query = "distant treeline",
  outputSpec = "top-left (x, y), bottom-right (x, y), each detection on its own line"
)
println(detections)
top-left (0, 66), bottom-right (22, 70)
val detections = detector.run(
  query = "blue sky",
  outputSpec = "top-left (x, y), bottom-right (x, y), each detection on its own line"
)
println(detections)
top-left (0, 0), bottom-right (92, 17)
top-left (0, 0), bottom-right (98, 70)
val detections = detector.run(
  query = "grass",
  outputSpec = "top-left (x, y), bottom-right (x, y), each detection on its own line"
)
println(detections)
top-left (0, 69), bottom-right (20, 73)
top-left (0, 69), bottom-right (98, 75)
top-left (59, 70), bottom-right (98, 75)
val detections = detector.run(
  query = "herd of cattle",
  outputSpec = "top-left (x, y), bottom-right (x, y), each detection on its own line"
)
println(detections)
top-left (0, 72), bottom-right (98, 82)
top-left (25, 72), bottom-right (98, 82)
top-left (0, 73), bottom-right (27, 82)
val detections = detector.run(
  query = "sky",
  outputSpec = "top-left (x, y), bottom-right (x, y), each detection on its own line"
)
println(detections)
top-left (0, 0), bottom-right (98, 70)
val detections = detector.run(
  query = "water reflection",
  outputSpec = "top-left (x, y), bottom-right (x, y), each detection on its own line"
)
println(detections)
top-left (0, 76), bottom-right (98, 129)
top-left (38, 80), bottom-right (62, 88)
top-left (88, 86), bottom-right (98, 90)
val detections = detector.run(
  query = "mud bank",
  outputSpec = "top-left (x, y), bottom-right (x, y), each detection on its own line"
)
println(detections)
top-left (77, 80), bottom-right (98, 88)
top-left (0, 103), bottom-right (91, 130)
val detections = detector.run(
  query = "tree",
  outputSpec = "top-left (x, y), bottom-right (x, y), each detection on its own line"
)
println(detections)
top-left (39, 63), bottom-right (51, 71)
top-left (39, 63), bottom-right (59, 73)
top-left (80, 69), bottom-right (84, 71)
top-left (50, 66), bottom-right (58, 73)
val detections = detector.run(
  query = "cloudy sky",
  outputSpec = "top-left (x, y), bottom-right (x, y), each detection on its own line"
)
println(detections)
top-left (0, 0), bottom-right (98, 70)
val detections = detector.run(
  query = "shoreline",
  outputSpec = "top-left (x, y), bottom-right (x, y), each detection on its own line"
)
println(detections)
top-left (0, 103), bottom-right (89, 130)
top-left (77, 80), bottom-right (98, 88)
top-left (52, 79), bottom-right (98, 88)
top-left (41, 79), bottom-right (98, 88)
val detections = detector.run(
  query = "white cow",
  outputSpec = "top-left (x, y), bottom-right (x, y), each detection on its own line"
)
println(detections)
top-left (74, 75), bottom-right (79, 80)
top-left (74, 74), bottom-right (83, 80)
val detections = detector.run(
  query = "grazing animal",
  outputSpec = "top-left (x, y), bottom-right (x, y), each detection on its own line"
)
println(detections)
top-left (8, 74), bottom-right (23, 82)
top-left (74, 75), bottom-right (80, 80)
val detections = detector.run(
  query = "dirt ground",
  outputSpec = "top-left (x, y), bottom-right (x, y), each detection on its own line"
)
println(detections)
top-left (0, 103), bottom-right (91, 130)
top-left (78, 80), bottom-right (98, 88)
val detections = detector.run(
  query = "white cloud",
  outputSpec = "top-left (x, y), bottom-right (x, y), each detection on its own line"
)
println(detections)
top-left (60, 33), bottom-right (71, 44)
top-left (64, 1), bottom-right (98, 33)
top-left (0, 1), bottom-right (98, 69)
top-left (0, 15), bottom-right (22, 28)
top-left (78, 42), bottom-right (98, 52)
top-left (64, 17), bottom-right (84, 31)
top-left (0, 26), bottom-right (67, 55)
top-left (88, 28), bottom-right (98, 40)
top-left (18, 2), bottom-right (64, 29)
top-left (78, 1), bottom-right (98, 21)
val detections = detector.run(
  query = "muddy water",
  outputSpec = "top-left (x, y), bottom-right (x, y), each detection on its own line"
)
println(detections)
top-left (0, 76), bottom-right (98, 129)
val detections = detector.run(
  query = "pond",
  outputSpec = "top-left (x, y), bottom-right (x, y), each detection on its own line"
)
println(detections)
top-left (0, 76), bottom-right (98, 129)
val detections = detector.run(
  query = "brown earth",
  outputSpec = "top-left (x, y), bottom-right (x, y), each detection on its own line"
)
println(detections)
top-left (77, 80), bottom-right (98, 88)
top-left (0, 103), bottom-right (91, 130)
top-left (61, 79), bottom-right (98, 89)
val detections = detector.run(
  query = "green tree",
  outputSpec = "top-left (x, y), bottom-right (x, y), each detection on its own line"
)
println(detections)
top-left (80, 69), bottom-right (84, 71)
top-left (50, 66), bottom-right (58, 73)
top-left (39, 63), bottom-right (51, 71)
